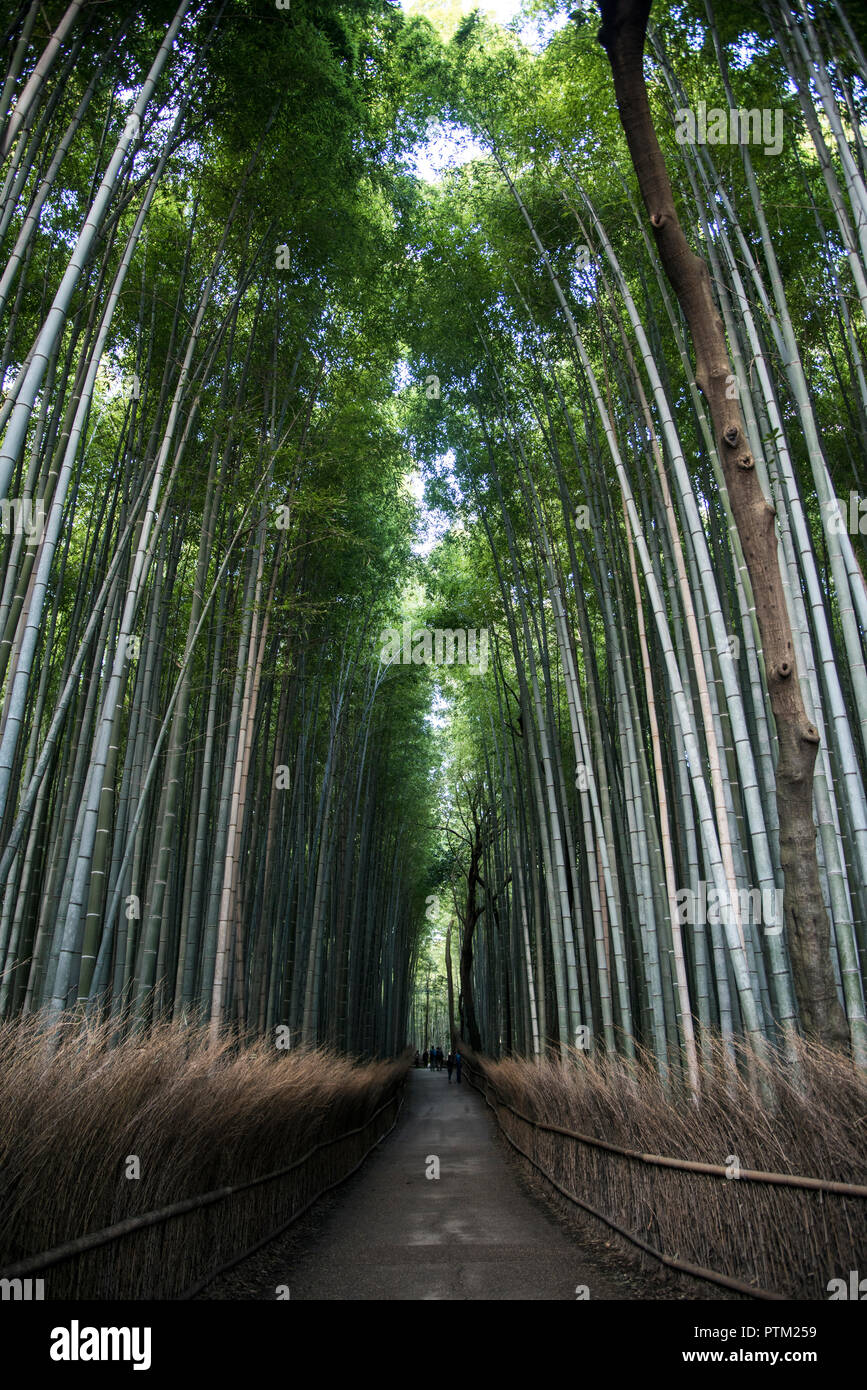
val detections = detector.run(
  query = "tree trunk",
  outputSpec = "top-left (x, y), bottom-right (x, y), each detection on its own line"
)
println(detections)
top-left (597, 0), bottom-right (848, 1050)
top-left (459, 813), bottom-right (484, 1053)
top-left (445, 921), bottom-right (456, 1047)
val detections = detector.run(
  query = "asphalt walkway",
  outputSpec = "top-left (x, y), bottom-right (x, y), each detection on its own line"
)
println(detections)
top-left (276, 1065), bottom-right (622, 1300)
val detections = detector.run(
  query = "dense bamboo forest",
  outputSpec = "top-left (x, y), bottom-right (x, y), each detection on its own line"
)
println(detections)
top-left (2, 0), bottom-right (867, 1323)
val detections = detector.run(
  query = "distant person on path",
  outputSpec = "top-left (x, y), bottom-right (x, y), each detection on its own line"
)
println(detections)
top-left (436, 1046), bottom-right (444, 1071)
top-left (422, 1049), bottom-right (428, 1068)
top-left (446, 1051), bottom-right (454, 1082)
top-left (430, 1047), bottom-right (437, 1070)
top-left (414, 1051), bottom-right (420, 1068)
top-left (455, 1052), bottom-right (462, 1084)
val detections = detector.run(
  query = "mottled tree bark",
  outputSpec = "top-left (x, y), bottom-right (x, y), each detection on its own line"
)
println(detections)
top-left (597, 0), bottom-right (848, 1047)
top-left (459, 812), bottom-right (485, 1053)
top-left (445, 921), bottom-right (456, 1047)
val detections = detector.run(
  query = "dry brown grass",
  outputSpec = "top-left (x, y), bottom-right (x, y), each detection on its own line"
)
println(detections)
top-left (0, 1016), bottom-right (407, 1299)
top-left (465, 1037), bottom-right (867, 1299)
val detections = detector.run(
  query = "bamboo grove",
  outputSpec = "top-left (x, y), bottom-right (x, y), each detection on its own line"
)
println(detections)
top-left (1, 0), bottom-right (866, 1080)
top-left (405, 0), bottom-right (867, 1079)
top-left (0, 0), bottom-right (441, 1052)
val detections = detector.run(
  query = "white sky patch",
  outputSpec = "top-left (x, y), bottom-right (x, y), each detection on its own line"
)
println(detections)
top-left (406, 465), bottom-right (452, 556)
top-left (406, 468), bottom-right (426, 503)
top-left (393, 359), bottom-right (413, 391)
top-left (526, 9), bottom-right (570, 49)
top-left (409, 121), bottom-right (489, 181)
top-left (425, 684), bottom-right (451, 730)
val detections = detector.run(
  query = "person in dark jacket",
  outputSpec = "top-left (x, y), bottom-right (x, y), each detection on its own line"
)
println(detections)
top-left (455, 1051), bottom-right (462, 1084)
top-left (414, 1051), bottom-right (421, 1068)
top-left (436, 1046), bottom-right (444, 1071)
top-left (422, 1049), bottom-right (428, 1068)
top-left (446, 1051), bottom-right (454, 1082)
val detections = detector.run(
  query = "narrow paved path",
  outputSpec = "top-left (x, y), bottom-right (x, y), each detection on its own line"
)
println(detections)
top-left (273, 1067), bottom-right (622, 1300)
